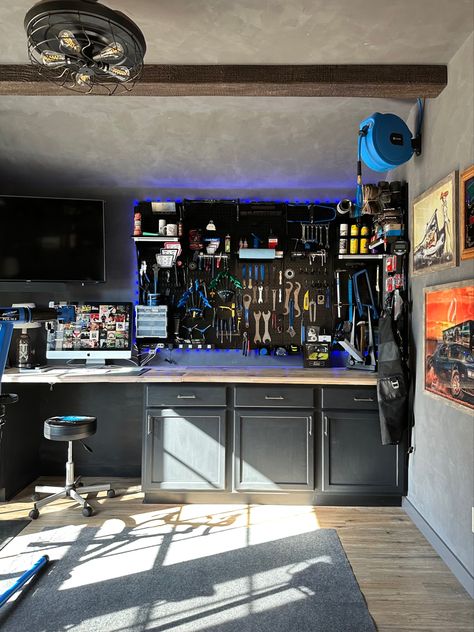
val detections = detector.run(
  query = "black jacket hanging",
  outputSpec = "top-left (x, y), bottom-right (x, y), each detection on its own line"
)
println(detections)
top-left (377, 313), bottom-right (408, 445)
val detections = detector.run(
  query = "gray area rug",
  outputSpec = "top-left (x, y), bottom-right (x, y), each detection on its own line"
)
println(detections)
top-left (0, 519), bottom-right (29, 551)
top-left (0, 521), bottom-right (376, 631)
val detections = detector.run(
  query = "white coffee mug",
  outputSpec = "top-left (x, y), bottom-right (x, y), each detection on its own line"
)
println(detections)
top-left (158, 219), bottom-right (167, 235)
top-left (165, 224), bottom-right (177, 236)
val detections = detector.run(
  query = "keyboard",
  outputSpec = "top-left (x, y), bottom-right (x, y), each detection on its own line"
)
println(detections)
top-left (63, 366), bottom-right (149, 376)
top-left (25, 366), bottom-right (149, 376)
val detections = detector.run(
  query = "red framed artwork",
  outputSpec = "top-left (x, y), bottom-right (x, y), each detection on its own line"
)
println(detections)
top-left (460, 165), bottom-right (474, 260)
top-left (424, 280), bottom-right (474, 412)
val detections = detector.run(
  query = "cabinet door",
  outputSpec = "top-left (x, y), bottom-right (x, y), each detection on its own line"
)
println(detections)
top-left (143, 408), bottom-right (226, 490)
top-left (234, 409), bottom-right (314, 491)
top-left (322, 410), bottom-right (402, 494)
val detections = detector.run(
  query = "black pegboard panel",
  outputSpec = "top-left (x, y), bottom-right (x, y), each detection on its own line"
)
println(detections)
top-left (134, 189), bottom-right (409, 357)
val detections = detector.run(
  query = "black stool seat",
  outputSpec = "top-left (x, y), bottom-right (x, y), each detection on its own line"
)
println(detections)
top-left (44, 416), bottom-right (97, 441)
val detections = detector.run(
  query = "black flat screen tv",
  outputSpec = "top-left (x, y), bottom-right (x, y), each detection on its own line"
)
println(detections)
top-left (0, 195), bottom-right (106, 282)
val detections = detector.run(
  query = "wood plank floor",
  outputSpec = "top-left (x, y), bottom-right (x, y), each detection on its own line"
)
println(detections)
top-left (1, 477), bottom-right (473, 631)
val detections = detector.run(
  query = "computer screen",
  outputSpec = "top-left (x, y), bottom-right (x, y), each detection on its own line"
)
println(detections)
top-left (46, 302), bottom-right (133, 364)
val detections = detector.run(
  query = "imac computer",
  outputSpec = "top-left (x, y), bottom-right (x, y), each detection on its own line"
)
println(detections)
top-left (46, 302), bottom-right (133, 368)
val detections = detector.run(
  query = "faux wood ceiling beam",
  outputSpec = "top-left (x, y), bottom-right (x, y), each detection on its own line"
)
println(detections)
top-left (0, 64), bottom-right (447, 97)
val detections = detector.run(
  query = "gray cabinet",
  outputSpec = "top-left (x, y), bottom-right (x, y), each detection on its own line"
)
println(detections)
top-left (234, 409), bottom-right (314, 491)
top-left (321, 409), bottom-right (402, 494)
top-left (143, 408), bottom-right (226, 491)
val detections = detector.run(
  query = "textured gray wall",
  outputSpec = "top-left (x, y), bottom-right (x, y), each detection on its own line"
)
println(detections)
top-left (389, 33), bottom-right (474, 579)
top-left (0, 95), bottom-right (407, 196)
top-left (2, 0), bottom-right (473, 64)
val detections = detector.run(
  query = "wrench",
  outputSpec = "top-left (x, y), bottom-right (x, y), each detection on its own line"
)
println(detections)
top-left (253, 311), bottom-right (262, 344)
top-left (293, 281), bottom-right (301, 318)
top-left (243, 294), bottom-right (252, 328)
top-left (253, 285), bottom-right (258, 303)
top-left (262, 311), bottom-right (271, 343)
top-left (286, 299), bottom-right (296, 337)
top-left (258, 286), bottom-right (264, 304)
top-left (284, 281), bottom-right (293, 315)
top-left (271, 289), bottom-right (278, 329)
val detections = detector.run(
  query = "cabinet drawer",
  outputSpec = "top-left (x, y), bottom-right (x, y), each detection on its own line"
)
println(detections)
top-left (321, 387), bottom-right (377, 410)
top-left (146, 385), bottom-right (227, 407)
top-left (234, 386), bottom-right (314, 408)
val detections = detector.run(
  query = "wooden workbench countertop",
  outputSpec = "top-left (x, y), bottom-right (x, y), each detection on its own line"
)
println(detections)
top-left (2, 367), bottom-right (377, 386)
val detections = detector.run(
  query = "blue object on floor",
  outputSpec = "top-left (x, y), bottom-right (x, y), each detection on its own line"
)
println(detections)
top-left (0, 555), bottom-right (49, 608)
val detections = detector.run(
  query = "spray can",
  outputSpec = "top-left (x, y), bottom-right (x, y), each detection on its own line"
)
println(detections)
top-left (350, 237), bottom-right (359, 254)
top-left (338, 238), bottom-right (348, 254)
top-left (133, 211), bottom-right (142, 236)
top-left (359, 237), bottom-right (369, 254)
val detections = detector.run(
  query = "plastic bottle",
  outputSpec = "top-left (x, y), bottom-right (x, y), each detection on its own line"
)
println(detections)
top-left (225, 234), bottom-right (231, 253)
top-left (268, 230), bottom-right (278, 249)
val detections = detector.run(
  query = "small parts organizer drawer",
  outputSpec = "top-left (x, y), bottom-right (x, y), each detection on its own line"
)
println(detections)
top-left (146, 385), bottom-right (227, 407)
top-left (321, 387), bottom-right (378, 410)
top-left (135, 305), bottom-right (168, 339)
top-left (234, 386), bottom-right (314, 408)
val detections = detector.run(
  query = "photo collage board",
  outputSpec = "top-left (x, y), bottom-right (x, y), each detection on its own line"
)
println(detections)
top-left (55, 304), bottom-right (130, 350)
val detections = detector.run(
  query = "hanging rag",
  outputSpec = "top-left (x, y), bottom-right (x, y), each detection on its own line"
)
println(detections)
top-left (377, 313), bottom-right (408, 445)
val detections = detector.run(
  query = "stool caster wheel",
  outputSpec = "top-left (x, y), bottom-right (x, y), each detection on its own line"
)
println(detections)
top-left (107, 489), bottom-right (116, 498)
top-left (32, 492), bottom-right (40, 502)
top-left (82, 506), bottom-right (93, 517)
top-left (77, 482), bottom-right (84, 488)
top-left (29, 508), bottom-right (40, 520)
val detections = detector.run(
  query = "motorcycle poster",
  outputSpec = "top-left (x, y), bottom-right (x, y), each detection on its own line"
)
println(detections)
top-left (424, 280), bottom-right (474, 412)
top-left (411, 171), bottom-right (458, 276)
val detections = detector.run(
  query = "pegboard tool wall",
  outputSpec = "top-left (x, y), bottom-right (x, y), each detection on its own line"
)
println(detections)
top-left (186, 200), bottom-right (335, 349)
top-left (134, 193), bottom-right (406, 354)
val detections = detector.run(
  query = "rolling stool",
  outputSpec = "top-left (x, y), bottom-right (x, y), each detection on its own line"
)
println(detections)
top-left (29, 415), bottom-right (115, 519)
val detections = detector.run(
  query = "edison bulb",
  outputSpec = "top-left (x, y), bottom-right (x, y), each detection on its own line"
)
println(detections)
top-left (41, 50), bottom-right (66, 67)
top-left (94, 41), bottom-right (124, 61)
top-left (75, 66), bottom-right (94, 87)
top-left (107, 65), bottom-right (130, 81)
top-left (58, 30), bottom-right (81, 54)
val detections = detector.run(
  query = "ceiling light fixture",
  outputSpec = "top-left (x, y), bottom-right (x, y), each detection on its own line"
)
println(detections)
top-left (24, 0), bottom-right (146, 95)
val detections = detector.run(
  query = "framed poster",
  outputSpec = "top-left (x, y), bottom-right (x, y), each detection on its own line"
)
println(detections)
top-left (411, 171), bottom-right (458, 276)
top-left (424, 280), bottom-right (474, 412)
top-left (460, 165), bottom-right (474, 260)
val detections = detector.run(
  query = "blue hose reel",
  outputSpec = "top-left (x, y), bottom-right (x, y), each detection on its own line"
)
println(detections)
top-left (359, 112), bottom-right (416, 172)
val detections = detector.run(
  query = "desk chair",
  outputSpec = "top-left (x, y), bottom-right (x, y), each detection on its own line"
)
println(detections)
top-left (29, 416), bottom-right (115, 519)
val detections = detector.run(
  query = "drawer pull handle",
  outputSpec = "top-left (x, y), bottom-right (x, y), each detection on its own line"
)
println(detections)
top-left (324, 415), bottom-right (328, 437)
top-left (147, 415), bottom-right (153, 435)
top-left (177, 394), bottom-right (196, 399)
top-left (309, 418), bottom-right (313, 436)
top-left (264, 395), bottom-right (285, 400)
top-left (353, 396), bottom-right (375, 402)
